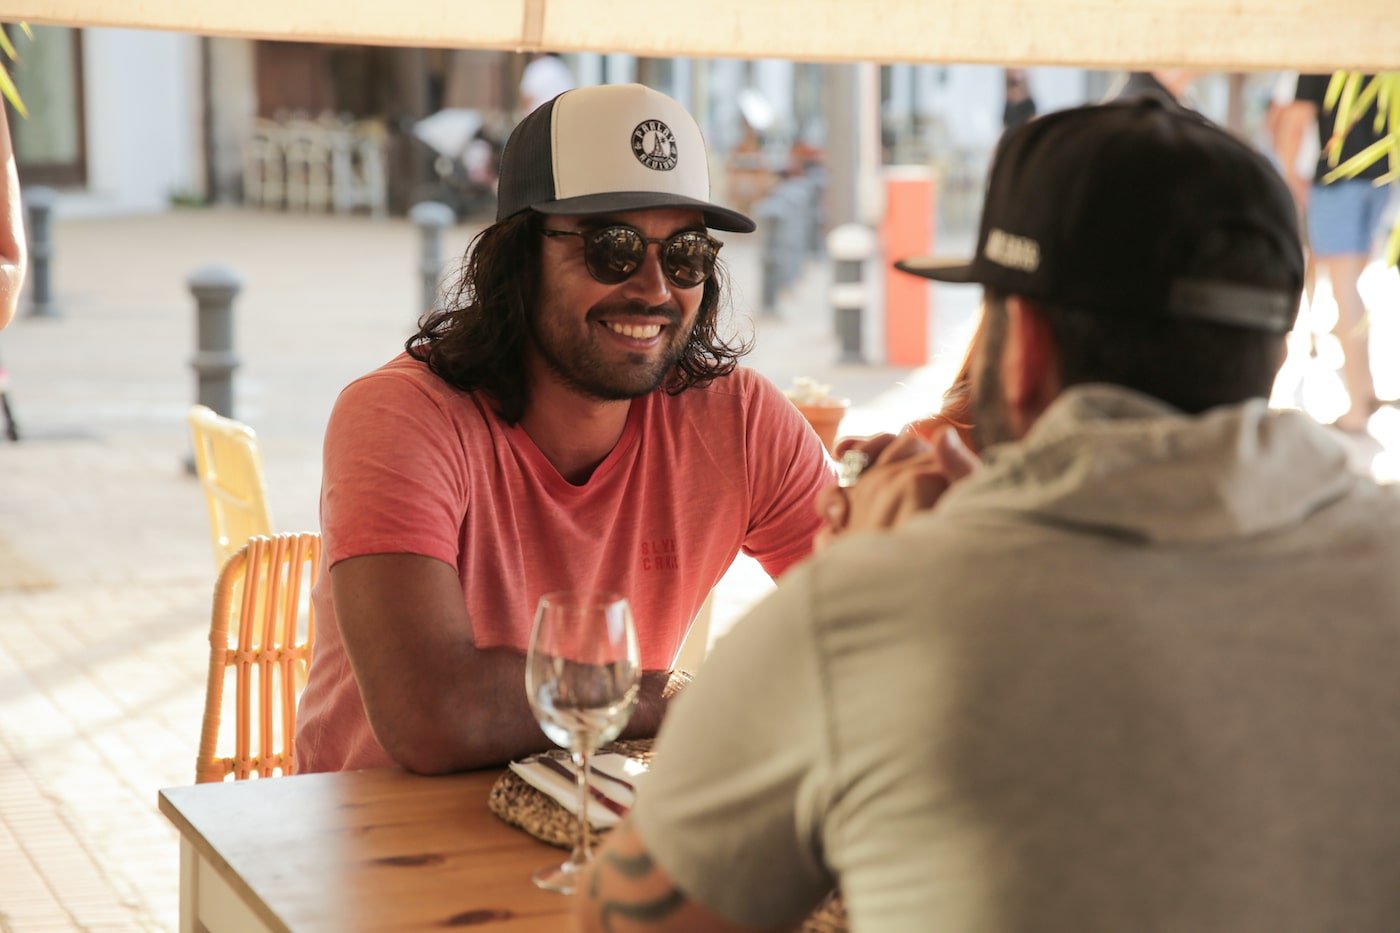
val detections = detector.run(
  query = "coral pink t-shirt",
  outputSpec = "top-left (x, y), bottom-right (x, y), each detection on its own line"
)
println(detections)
top-left (295, 354), bottom-right (834, 772)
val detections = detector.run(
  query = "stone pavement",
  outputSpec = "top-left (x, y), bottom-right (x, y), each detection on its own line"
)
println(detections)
top-left (0, 207), bottom-right (980, 931)
top-left (0, 207), bottom-right (1395, 930)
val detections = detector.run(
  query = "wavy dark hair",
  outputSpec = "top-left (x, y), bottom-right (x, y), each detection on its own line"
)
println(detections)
top-left (406, 211), bottom-right (751, 424)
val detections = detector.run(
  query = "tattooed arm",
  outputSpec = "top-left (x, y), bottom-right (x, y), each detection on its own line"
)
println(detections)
top-left (575, 563), bottom-right (836, 933)
top-left (574, 819), bottom-right (795, 933)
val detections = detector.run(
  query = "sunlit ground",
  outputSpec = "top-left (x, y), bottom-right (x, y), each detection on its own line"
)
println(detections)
top-left (1270, 258), bottom-right (1400, 482)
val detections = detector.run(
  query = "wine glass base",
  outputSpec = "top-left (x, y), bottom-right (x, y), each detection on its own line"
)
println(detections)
top-left (532, 859), bottom-right (585, 894)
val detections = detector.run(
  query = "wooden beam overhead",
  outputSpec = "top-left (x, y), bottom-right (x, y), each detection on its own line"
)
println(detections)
top-left (7, 0), bottom-right (1398, 72)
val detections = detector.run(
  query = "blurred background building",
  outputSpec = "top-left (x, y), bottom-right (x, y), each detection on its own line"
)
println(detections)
top-left (9, 26), bottom-right (1278, 235)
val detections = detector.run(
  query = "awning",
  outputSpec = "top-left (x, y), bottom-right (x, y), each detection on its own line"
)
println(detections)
top-left (9, 0), bottom-right (1398, 72)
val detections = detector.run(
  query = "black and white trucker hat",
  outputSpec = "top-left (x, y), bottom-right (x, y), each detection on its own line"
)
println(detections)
top-left (496, 83), bottom-right (755, 233)
top-left (896, 98), bottom-right (1305, 334)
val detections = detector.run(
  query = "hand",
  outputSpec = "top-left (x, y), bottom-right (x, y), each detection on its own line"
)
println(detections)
top-left (1284, 171), bottom-right (1311, 211)
top-left (814, 421), bottom-right (979, 548)
top-left (620, 670), bottom-right (682, 741)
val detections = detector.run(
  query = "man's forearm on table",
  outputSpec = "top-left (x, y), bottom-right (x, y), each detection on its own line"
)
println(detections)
top-left (371, 655), bottom-right (680, 774)
top-left (366, 644), bottom-right (552, 773)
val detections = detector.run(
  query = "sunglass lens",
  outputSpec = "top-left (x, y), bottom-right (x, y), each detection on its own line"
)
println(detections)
top-left (664, 233), bottom-right (716, 288)
top-left (585, 227), bottom-right (645, 285)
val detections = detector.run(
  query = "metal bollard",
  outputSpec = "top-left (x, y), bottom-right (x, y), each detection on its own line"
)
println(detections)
top-left (780, 180), bottom-right (809, 288)
top-left (25, 186), bottom-right (58, 318)
top-left (756, 195), bottom-right (786, 317)
top-left (409, 201), bottom-right (455, 318)
top-left (188, 266), bottom-right (243, 419)
top-left (827, 223), bottom-right (877, 364)
top-left (806, 166), bottom-right (828, 257)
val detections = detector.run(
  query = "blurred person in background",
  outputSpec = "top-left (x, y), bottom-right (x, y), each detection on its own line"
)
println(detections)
top-left (1002, 68), bottom-right (1037, 131)
top-left (1274, 72), bottom-right (1394, 433)
top-left (518, 52), bottom-right (576, 116)
top-left (0, 107), bottom-right (27, 329)
top-left (1267, 71), bottom-right (1319, 308)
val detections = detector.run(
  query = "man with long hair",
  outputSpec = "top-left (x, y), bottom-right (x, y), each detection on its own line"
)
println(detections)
top-left (579, 100), bottom-right (1400, 931)
top-left (295, 85), bottom-right (834, 775)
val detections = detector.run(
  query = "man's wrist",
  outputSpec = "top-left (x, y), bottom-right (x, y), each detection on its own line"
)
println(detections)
top-left (622, 670), bottom-right (681, 739)
top-left (661, 669), bottom-right (693, 699)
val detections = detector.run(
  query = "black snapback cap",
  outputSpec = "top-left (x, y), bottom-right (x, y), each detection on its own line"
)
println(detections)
top-left (897, 99), bottom-right (1305, 334)
top-left (496, 83), bottom-right (754, 233)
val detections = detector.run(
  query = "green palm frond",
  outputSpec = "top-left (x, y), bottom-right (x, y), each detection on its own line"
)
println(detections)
top-left (1322, 71), bottom-right (1400, 267)
top-left (0, 23), bottom-right (27, 117)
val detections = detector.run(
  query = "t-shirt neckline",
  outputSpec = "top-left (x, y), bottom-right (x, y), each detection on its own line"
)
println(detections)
top-left (506, 396), bottom-right (646, 495)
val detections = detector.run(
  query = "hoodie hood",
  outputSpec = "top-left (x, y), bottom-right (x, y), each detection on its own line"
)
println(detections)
top-left (939, 385), bottom-right (1358, 545)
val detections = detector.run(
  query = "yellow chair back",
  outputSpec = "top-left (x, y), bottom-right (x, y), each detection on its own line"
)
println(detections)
top-left (188, 405), bottom-right (273, 567)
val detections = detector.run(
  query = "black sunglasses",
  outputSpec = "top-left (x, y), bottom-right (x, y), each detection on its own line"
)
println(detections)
top-left (541, 225), bottom-right (722, 289)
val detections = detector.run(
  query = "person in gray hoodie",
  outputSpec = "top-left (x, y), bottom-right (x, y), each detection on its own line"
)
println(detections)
top-left (575, 99), bottom-right (1400, 933)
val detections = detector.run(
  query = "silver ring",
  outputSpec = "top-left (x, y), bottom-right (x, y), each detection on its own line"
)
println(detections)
top-left (837, 449), bottom-right (869, 488)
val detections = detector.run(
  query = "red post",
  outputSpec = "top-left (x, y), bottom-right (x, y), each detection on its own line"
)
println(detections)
top-left (881, 166), bottom-right (935, 366)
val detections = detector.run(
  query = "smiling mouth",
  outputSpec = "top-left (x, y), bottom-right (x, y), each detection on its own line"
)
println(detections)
top-left (603, 321), bottom-right (663, 340)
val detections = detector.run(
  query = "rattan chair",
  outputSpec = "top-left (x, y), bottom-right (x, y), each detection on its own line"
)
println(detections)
top-left (188, 405), bottom-right (274, 567)
top-left (196, 532), bottom-right (321, 783)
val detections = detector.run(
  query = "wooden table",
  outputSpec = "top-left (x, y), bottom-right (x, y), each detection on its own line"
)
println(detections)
top-left (158, 768), bottom-right (574, 932)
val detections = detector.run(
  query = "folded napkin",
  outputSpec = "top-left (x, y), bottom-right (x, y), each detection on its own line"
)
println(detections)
top-left (507, 751), bottom-right (648, 829)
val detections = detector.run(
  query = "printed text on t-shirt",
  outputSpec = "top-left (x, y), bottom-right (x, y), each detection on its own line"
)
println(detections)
top-left (641, 539), bottom-right (680, 571)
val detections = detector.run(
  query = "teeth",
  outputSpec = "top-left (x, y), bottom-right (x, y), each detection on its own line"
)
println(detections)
top-left (605, 322), bottom-right (663, 339)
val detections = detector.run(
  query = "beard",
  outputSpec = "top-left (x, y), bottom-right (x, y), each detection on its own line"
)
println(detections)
top-left (529, 298), bottom-right (695, 402)
top-left (971, 361), bottom-right (1013, 451)
top-left (970, 301), bottom-right (1015, 451)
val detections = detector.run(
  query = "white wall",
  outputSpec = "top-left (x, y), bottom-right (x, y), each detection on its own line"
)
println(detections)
top-left (605, 53), bottom-right (636, 85)
top-left (57, 28), bottom-right (203, 218)
top-left (906, 65), bottom-right (1099, 155)
top-left (928, 66), bottom-right (1004, 151)
top-left (1028, 67), bottom-right (1096, 115)
top-left (706, 60), bottom-right (746, 151)
top-left (207, 38), bottom-right (258, 203)
top-left (752, 59), bottom-right (795, 133)
top-left (573, 52), bottom-right (604, 87)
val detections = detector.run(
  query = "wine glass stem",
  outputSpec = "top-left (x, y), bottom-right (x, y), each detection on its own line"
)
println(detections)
top-left (572, 748), bottom-right (592, 868)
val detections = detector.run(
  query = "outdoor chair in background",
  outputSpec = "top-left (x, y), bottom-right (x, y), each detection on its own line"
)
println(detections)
top-left (331, 120), bottom-right (389, 217)
top-left (282, 120), bottom-right (335, 212)
top-left (188, 405), bottom-right (273, 568)
top-left (195, 532), bottom-right (321, 783)
top-left (242, 118), bottom-right (286, 209)
top-left (243, 113), bottom-right (388, 216)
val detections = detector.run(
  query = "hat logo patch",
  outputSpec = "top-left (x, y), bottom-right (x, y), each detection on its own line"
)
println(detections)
top-left (631, 119), bottom-right (678, 171)
top-left (985, 229), bottom-right (1040, 273)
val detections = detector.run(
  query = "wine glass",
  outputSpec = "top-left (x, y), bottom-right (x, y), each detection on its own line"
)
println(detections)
top-left (525, 590), bottom-right (641, 893)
